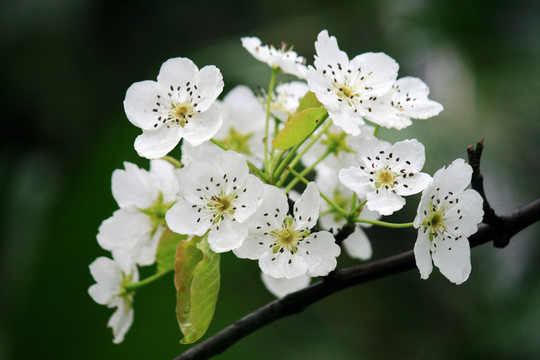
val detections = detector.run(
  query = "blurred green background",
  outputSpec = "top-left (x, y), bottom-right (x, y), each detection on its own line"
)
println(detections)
top-left (1, 0), bottom-right (540, 359)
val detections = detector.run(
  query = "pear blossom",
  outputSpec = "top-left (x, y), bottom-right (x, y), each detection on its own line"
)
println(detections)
top-left (261, 272), bottom-right (311, 298)
top-left (165, 151), bottom-right (265, 253)
top-left (241, 36), bottom-right (308, 79)
top-left (266, 81), bottom-right (309, 122)
top-left (234, 183), bottom-right (341, 279)
top-left (124, 57), bottom-right (224, 159)
top-left (362, 76), bottom-right (444, 130)
top-left (306, 30), bottom-right (399, 136)
top-left (97, 159), bottom-right (179, 265)
top-left (88, 254), bottom-right (138, 344)
top-left (338, 138), bottom-right (431, 216)
top-left (413, 159), bottom-right (483, 284)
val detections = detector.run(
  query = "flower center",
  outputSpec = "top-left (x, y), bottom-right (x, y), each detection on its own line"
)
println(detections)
top-left (270, 217), bottom-right (309, 254)
top-left (223, 127), bottom-right (254, 155)
top-left (208, 192), bottom-right (236, 222)
top-left (170, 103), bottom-right (194, 127)
top-left (375, 168), bottom-right (397, 189)
top-left (139, 192), bottom-right (175, 236)
top-left (422, 205), bottom-right (446, 241)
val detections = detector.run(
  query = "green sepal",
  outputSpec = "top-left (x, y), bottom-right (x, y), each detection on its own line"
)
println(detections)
top-left (174, 235), bottom-right (220, 344)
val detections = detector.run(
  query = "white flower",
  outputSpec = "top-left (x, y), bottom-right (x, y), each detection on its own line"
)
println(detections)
top-left (338, 138), bottom-right (431, 216)
top-left (261, 272), bottom-right (311, 298)
top-left (306, 30), bottom-right (399, 136)
top-left (267, 81), bottom-right (310, 122)
top-left (165, 150), bottom-right (265, 253)
top-left (234, 183), bottom-right (341, 279)
top-left (88, 254), bottom-right (138, 344)
top-left (97, 160), bottom-right (179, 265)
top-left (362, 76), bottom-right (444, 130)
top-left (124, 57), bottom-right (224, 159)
top-left (241, 37), bottom-right (308, 79)
top-left (413, 159), bottom-right (483, 284)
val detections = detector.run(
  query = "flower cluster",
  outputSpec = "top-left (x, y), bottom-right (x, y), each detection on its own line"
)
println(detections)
top-left (89, 29), bottom-right (484, 343)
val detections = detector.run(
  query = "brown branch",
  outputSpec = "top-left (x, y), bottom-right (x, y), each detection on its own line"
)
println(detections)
top-left (173, 198), bottom-right (540, 360)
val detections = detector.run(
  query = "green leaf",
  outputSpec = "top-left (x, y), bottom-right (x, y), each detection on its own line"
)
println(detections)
top-left (174, 235), bottom-right (220, 344)
top-left (291, 91), bottom-right (322, 117)
top-left (156, 228), bottom-right (188, 273)
top-left (272, 106), bottom-right (327, 150)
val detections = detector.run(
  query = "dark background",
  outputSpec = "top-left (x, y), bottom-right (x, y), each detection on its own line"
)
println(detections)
top-left (1, 0), bottom-right (540, 359)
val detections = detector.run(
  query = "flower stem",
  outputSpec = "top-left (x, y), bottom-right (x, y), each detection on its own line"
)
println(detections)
top-left (161, 155), bottom-right (183, 168)
top-left (288, 167), bottom-right (348, 218)
top-left (284, 148), bottom-right (332, 193)
top-left (373, 125), bottom-right (380, 137)
top-left (352, 217), bottom-right (414, 228)
top-left (264, 67), bottom-right (280, 176)
top-left (273, 115), bottom-right (330, 186)
top-left (124, 269), bottom-right (172, 291)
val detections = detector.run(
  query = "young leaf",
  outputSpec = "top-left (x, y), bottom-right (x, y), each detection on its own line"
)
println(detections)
top-left (272, 106), bottom-right (327, 150)
top-left (292, 91), bottom-right (322, 117)
top-left (174, 235), bottom-right (220, 344)
top-left (156, 228), bottom-right (188, 273)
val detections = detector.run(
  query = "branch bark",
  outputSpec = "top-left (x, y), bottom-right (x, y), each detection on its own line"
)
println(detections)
top-left (174, 198), bottom-right (540, 360)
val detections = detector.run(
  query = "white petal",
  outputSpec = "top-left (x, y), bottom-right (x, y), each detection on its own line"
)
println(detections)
top-left (342, 227), bottom-right (372, 260)
top-left (444, 189), bottom-right (484, 237)
top-left (366, 189), bottom-right (405, 216)
top-left (391, 139), bottom-right (426, 173)
top-left (300, 231), bottom-right (340, 277)
top-left (208, 218), bottom-right (247, 252)
top-left (261, 272), bottom-right (310, 298)
top-left (123, 80), bottom-right (168, 131)
top-left (176, 158), bottom-right (220, 205)
top-left (432, 159), bottom-right (472, 193)
top-left (108, 302), bottom-right (134, 344)
top-left (165, 199), bottom-right (211, 236)
top-left (247, 185), bottom-right (288, 233)
top-left (328, 107), bottom-right (364, 136)
top-left (149, 159), bottom-right (180, 203)
top-left (413, 231), bottom-right (433, 280)
top-left (233, 174), bottom-right (265, 223)
top-left (112, 162), bottom-right (158, 209)
top-left (134, 126), bottom-right (183, 159)
top-left (338, 168), bottom-right (373, 198)
top-left (233, 234), bottom-right (272, 260)
top-left (88, 257), bottom-right (121, 305)
top-left (397, 172), bottom-right (432, 196)
top-left (220, 85), bottom-right (266, 134)
top-left (97, 208), bottom-right (152, 254)
top-left (193, 65), bottom-right (224, 111)
top-left (216, 150), bottom-right (249, 195)
top-left (182, 102), bottom-right (223, 146)
top-left (431, 236), bottom-right (471, 285)
top-left (392, 77), bottom-right (443, 119)
top-left (293, 182), bottom-right (320, 231)
top-left (313, 30), bottom-right (349, 70)
top-left (349, 52), bottom-right (399, 96)
top-left (157, 57), bottom-right (198, 90)
top-left (259, 251), bottom-right (309, 279)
